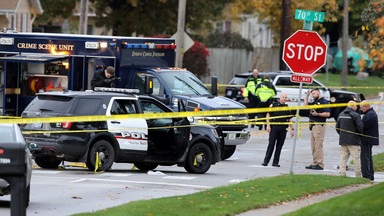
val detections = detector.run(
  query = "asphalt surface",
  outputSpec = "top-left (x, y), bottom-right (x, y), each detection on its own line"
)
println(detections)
top-left (0, 99), bottom-right (382, 216)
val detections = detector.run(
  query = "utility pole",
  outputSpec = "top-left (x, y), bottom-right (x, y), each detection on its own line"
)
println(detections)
top-left (79, 0), bottom-right (89, 34)
top-left (341, 0), bottom-right (349, 87)
top-left (279, 0), bottom-right (291, 70)
top-left (175, 0), bottom-right (186, 68)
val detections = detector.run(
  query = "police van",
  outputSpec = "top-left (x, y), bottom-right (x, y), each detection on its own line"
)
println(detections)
top-left (21, 88), bottom-right (223, 174)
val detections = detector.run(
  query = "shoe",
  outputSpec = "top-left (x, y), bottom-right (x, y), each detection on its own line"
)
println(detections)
top-left (261, 163), bottom-right (267, 166)
top-left (272, 164), bottom-right (280, 167)
top-left (305, 165), bottom-right (314, 169)
top-left (251, 124), bottom-right (255, 128)
top-left (258, 125), bottom-right (263, 130)
top-left (312, 165), bottom-right (324, 170)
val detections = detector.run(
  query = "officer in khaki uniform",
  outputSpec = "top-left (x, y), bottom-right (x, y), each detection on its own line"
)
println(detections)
top-left (243, 69), bottom-right (262, 128)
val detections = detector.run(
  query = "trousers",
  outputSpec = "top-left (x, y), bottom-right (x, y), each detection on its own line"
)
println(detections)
top-left (339, 145), bottom-right (361, 177)
top-left (263, 126), bottom-right (287, 165)
top-left (310, 124), bottom-right (326, 168)
top-left (361, 144), bottom-right (374, 180)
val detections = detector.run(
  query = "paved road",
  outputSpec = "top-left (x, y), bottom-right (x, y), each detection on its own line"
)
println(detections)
top-left (0, 101), bottom-right (383, 216)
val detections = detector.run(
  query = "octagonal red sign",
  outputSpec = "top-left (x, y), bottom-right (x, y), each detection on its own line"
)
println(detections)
top-left (282, 30), bottom-right (327, 75)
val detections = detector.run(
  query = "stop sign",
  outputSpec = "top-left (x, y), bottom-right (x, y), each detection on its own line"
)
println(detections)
top-left (283, 30), bottom-right (327, 75)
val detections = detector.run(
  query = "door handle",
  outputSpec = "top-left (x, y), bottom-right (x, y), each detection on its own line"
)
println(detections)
top-left (111, 121), bottom-right (120, 124)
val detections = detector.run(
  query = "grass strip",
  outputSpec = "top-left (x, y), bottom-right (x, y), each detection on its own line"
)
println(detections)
top-left (284, 182), bottom-right (384, 216)
top-left (73, 174), bottom-right (369, 216)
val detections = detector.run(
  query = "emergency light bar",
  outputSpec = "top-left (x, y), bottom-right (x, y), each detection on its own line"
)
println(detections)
top-left (122, 43), bottom-right (176, 49)
top-left (94, 87), bottom-right (139, 94)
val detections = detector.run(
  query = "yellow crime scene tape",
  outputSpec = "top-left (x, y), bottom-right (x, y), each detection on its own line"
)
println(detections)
top-left (1, 100), bottom-right (382, 125)
top-left (213, 84), bottom-right (384, 89)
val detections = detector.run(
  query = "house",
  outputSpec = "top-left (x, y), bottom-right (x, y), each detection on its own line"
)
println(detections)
top-left (0, 0), bottom-right (43, 32)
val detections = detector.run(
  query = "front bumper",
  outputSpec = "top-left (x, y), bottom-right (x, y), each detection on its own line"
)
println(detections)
top-left (222, 129), bottom-right (250, 145)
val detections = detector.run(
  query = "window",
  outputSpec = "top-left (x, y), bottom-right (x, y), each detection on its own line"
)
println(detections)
top-left (140, 101), bottom-right (166, 114)
top-left (110, 99), bottom-right (137, 115)
top-left (134, 73), bottom-right (163, 96)
top-left (74, 99), bottom-right (101, 115)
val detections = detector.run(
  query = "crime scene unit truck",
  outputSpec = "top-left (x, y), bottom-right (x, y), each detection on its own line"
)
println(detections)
top-left (0, 31), bottom-right (249, 159)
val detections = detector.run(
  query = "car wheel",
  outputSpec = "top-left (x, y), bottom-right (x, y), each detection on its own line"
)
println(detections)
top-left (34, 156), bottom-right (62, 169)
top-left (222, 145), bottom-right (236, 160)
top-left (86, 140), bottom-right (115, 171)
top-left (184, 143), bottom-right (212, 174)
top-left (134, 162), bottom-right (158, 171)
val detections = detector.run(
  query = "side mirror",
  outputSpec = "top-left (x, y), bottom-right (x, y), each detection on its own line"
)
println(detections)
top-left (177, 99), bottom-right (186, 112)
top-left (144, 75), bottom-right (153, 95)
top-left (211, 76), bottom-right (218, 96)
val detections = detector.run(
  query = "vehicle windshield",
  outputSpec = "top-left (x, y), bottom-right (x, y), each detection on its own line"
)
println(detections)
top-left (229, 76), bottom-right (249, 85)
top-left (158, 71), bottom-right (212, 96)
top-left (0, 125), bottom-right (16, 142)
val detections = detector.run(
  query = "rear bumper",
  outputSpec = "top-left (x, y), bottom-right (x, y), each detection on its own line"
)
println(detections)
top-left (223, 129), bottom-right (250, 145)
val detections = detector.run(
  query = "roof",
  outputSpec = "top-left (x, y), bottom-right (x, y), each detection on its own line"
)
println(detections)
top-left (0, 0), bottom-right (43, 14)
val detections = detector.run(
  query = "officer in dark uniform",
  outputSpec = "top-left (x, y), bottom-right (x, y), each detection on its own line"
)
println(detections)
top-left (261, 93), bottom-right (294, 167)
top-left (91, 66), bottom-right (119, 90)
top-left (242, 69), bottom-right (262, 128)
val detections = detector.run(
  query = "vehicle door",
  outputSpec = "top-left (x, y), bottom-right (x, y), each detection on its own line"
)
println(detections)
top-left (138, 98), bottom-right (190, 159)
top-left (106, 97), bottom-right (148, 151)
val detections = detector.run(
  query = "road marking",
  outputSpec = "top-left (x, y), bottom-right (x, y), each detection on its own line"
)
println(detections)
top-left (70, 178), bottom-right (87, 183)
top-left (98, 173), bottom-right (132, 177)
top-left (32, 170), bottom-right (62, 174)
top-left (84, 178), bottom-right (211, 189)
top-left (163, 176), bottom-right (196, 180)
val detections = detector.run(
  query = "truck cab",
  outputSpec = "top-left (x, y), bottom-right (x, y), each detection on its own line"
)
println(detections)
top-left (118, 67), bottom-right (250, 159)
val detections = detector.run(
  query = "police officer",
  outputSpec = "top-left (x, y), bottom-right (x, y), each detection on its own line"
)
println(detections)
top-left (255, 74), bottom-right (277, 130)
top-left (91, 66), bottom-right (118, 90)
top-left (262, 93), bottom-right (294, 167)
top-left (243, 69), bottom-right (262, 128)
top-left (304, 88), bottom-right (330, 170)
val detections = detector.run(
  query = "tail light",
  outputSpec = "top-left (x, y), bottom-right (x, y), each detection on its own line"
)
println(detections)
top-left (62, 122), bottom-right (73, 129)
top-left (241, 87), bottom-right (244, 96)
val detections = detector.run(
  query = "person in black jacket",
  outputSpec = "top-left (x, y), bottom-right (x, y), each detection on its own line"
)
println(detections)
top-left (336, 101), bottom-right (364, 177)
top-left (261, 93), bottom-right (294, 167)
top-left (91, 66), bottom-right (117, 90)
top-left (360, 101), bottom-right (379, 180)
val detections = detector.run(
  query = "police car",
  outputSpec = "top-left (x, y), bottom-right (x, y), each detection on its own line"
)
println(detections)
top-left (21, 88), bottom-right (223, 174)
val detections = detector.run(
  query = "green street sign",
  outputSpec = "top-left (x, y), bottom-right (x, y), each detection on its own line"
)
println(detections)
top-left (295, 9), bottom-right (324, 22)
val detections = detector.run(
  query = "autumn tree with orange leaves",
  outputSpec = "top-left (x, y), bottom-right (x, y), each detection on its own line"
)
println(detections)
top-left (361, 1), bottom-right (384, 75)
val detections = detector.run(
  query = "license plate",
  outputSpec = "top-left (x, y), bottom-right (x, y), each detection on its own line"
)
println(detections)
top-left (228, 133), bottom-right (236, 140)
top-left (226, 90), bottom-right (232, 96)
top-left (33, 123), bottom-right (42, 128)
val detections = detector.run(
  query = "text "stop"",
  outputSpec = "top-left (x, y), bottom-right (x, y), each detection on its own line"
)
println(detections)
top-left (286, 44), bottom-right (324, 61)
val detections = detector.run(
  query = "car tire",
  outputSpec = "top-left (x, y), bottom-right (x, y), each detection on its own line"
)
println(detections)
top-left (25, 185), bottom-right (30, 207)
top-left (86, 140), bottom-right (115, 171)
top-left (34, 156), bottom-right (62, 169)
top-left (134, 162), bottom-right (158, 171)
top-left (222, 145), bottom-right (236, 160)
top-left (184, 143), bottom-right (212, 174)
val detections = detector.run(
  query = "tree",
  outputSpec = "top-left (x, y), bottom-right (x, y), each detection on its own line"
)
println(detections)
top-left (361, 1), bottom-right (384, 76)
top-left (89, 0), bottom-right (233, 36)
top-left (201, 31), bottom-right (253, 51)
top-left (183, 41), bottom-right (210, 78)
top-left (36, 0), bottom-right (77, 24)
top-left (226, 0), bottom-right (340, 42)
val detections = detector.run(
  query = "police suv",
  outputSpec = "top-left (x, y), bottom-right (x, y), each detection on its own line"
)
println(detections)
top-left (21, 88), bottom-right (223, 174)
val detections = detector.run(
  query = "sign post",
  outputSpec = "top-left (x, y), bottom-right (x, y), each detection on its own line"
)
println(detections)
top-left (285, 10), bottom-right (327, 174)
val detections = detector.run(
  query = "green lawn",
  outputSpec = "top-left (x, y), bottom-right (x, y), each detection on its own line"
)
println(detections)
top-left (314, 73), bottom-right (384, 97)
top-left (284, 182), bottom-right (384, 216)
top-left (373, 153), bottom-right (384, 172)
top-left (73, 175), bottom-right (369, 216)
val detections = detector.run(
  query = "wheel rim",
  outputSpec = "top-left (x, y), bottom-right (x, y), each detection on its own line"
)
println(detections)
top-left (193, 148), bottom-right (207, 168)
top-left (96, 146), bottom-right (110, 166)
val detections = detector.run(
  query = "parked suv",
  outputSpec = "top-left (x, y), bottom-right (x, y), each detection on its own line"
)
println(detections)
top-left (225, 71), bottom-right (365, 119)
top-left (21, 88), bottom-right (223, 174)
